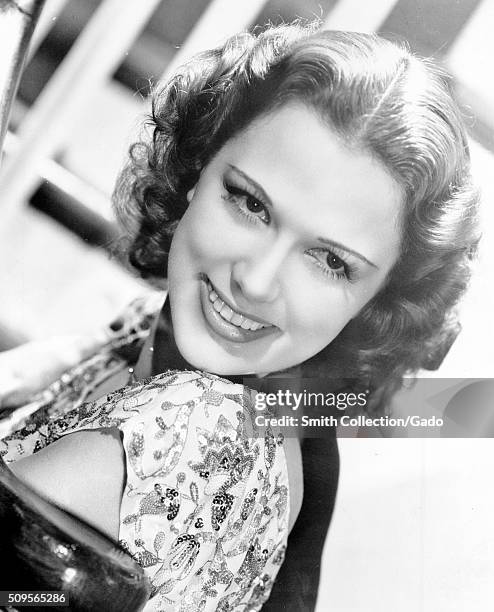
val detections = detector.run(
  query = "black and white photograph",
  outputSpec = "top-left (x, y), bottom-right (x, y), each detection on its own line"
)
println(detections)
top-left (0, 1), bottom-right (493, 610)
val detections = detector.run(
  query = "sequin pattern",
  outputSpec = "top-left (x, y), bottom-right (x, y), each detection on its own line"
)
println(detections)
top-left (114, 372), bottom-right (289, 611)
top-left (0, 294), bottom-right (290, 612)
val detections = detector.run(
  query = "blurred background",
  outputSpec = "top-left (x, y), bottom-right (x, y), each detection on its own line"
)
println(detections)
top-left (1, 1), bottom-right (493, 610)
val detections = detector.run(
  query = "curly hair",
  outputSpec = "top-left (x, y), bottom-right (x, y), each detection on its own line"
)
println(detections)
top-left (114, 23), bottom-right (480, 413)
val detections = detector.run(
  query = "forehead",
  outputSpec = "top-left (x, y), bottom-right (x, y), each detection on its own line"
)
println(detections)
top-left (215, 104), bottom-right (404, 270)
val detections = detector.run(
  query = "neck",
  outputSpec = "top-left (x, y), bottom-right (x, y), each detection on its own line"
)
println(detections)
top-left (132, 299), bottom-right (189, 380)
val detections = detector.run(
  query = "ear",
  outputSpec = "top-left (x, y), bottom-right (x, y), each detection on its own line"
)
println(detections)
top-left (186, 186), bottom-right (196, 203)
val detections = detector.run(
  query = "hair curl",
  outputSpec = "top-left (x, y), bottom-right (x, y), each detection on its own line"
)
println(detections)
top-left (114, 23), bottom-right (480, 413)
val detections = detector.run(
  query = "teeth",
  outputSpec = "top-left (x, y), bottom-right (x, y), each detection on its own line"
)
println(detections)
top-left (219, 304), bottom-right (233, 321)
top-left (213, 298), bottom-right (223, 312)
top-left (230, 312), bottom-right (243, 325)
top-left (206, 280), bottom-right (270, 330)
top-left (231, 313), bottom-right (243, 326)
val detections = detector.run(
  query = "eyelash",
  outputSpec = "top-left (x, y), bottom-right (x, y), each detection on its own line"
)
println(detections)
top-left (222, 180), bottom-right (357, 282)
top-left (305, 248), bottom-right (357, 282)
top-left (222, 181), bottom-right (270, 225)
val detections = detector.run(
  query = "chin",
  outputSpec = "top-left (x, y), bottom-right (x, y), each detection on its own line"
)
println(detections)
top-left (172, 330), bottom-right (255, 376)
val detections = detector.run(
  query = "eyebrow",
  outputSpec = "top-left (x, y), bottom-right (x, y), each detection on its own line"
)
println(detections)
top-left (228, 164), bottom-right (379, 270)
top-left (228, 165), bottom-right (272, 206)
top-left (317, 237), bottom-right (378, 269)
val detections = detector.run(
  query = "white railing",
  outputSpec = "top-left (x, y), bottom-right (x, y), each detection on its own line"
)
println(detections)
top-left (0, 0), bottom-right (271, 220)
top-left (323, 0), bottom-right (398, 33)
top-left (28, 0), bottom-right (70, 60)
top-left (0, 0), bottom-right (163, 216)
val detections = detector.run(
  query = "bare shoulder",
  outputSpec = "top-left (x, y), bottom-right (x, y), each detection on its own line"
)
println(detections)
top-left (10, 428), bottom-right (125, 540)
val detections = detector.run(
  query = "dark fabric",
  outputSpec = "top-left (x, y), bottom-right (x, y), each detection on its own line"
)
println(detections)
top-left (262, 435), bottom-right (339, 611)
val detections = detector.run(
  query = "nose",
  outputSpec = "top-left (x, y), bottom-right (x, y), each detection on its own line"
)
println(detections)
top-left (231, 239), bottom-right (290, 303)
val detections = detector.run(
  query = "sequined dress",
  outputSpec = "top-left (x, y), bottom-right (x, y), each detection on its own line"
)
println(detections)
top-left (0, 296), bottom-right (290, 612)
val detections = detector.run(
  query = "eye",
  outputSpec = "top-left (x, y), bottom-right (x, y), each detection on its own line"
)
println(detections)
top-left (306, 248), bottom-right (355, 282)
top-left (222, 182), bottom-right (270, 225)
top-left (326, 253), bottom-right (345, 271)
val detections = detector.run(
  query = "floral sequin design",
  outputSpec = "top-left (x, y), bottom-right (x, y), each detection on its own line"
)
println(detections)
top-left (126, 399), bottom-right (196, 480)
top-left (191, 415), bottom-right (259, 493)
top-left (148, 532), bottom-right (203, 599)
top-left (235, 539), bottom-right (271, 589)
top-left (264, 429), bottom-right (276, 470)
top-left (240, 488), bottom-right (258, 522)
top-left (123, 483), bottom-right (181, 526)
top-left (187, 415), bottom-right (261, 539)
top-left (169, 533), bottom-right (201, 580)
top-left (211, 491), bottom-right (235, 531)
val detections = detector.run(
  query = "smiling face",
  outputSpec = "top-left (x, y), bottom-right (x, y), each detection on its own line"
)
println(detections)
top-left (167, 104), bottom-right (403, 375)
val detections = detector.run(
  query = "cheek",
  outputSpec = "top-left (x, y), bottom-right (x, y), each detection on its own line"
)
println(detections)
top-left (169, 204), bottom-right (216, 266)
top-left (287, 284), bottom-right (360, 348)
top-left (178, 197), bottom-right (248, 264)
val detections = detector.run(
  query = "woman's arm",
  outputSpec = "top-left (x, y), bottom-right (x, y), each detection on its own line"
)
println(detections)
top-left (9, 428), bottom-right (125, 540)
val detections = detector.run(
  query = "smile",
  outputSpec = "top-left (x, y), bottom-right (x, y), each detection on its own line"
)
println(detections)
top-left (199, 276), bottom-right (277, 343)
top-left (207, 281), bottom-right (270, 330)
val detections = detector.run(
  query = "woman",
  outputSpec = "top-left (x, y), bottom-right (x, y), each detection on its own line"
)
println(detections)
top-left (0, 23), bottom-right (479, 611)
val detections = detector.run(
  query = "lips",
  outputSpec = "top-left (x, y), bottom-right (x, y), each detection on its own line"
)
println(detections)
top-left (199, 276), bottom-right (277, 344)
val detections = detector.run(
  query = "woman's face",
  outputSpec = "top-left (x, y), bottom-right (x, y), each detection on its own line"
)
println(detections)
top-left (168, 104), bottom-right (403, 375)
